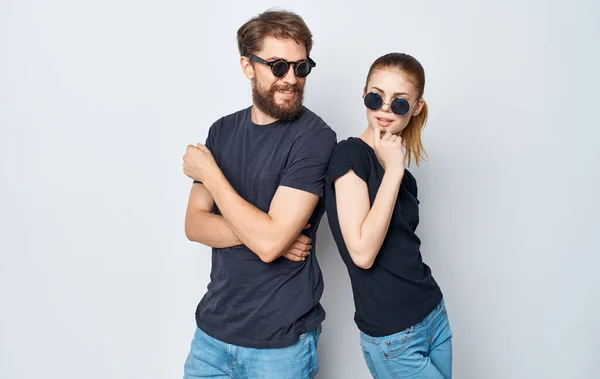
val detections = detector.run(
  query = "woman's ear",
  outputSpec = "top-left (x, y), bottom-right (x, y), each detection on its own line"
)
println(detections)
top-left (412, 98), bottom-right (426, 116)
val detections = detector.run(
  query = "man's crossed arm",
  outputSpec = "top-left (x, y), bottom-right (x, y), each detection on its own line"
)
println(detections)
top-left (183, 144), bottom-right (315, 263)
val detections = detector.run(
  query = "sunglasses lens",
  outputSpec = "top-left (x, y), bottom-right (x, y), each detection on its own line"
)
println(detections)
top-left (272, 61), bottom-right (289, 77)
top-left (295, 61), bottom-right (311, 77)
top-left (364, 92), bottom-right (383, 110)
top-left (391, 98), bottom-right (410, 115)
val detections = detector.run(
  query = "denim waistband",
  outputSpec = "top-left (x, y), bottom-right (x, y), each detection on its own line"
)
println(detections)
top-left (360, 299), bottom-right (446, 343)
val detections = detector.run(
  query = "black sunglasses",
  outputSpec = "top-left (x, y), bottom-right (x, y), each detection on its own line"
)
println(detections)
top-left (250, 55), bottom-right (316, 78)
top-left (363, 92), bottom-right (414, 116)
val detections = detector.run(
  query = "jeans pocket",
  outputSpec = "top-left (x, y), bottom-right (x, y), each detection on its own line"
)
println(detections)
top-left (382, 332), bottom-right (411, 358)
top-left (361, 347), bottom-right (379, 378)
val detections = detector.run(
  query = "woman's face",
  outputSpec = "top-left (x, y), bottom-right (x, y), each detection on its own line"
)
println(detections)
top-left (364, 68), bottom-right (424, 136)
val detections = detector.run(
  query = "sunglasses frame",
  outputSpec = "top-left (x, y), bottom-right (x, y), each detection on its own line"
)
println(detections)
top-left (364, 91), bottom-right (418, 116)
top-left (250, 55), bottom-right (316, 78)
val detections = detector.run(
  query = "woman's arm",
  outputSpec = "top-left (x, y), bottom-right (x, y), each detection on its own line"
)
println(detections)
top-left (334, 167), bottom-right (404, 269)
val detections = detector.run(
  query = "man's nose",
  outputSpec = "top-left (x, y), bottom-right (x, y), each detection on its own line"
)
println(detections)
top-left (281, 66), bottom-right (298, 85)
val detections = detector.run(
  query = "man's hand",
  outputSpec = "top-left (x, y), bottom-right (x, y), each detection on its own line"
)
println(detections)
top-left (183, 143), bottom-right (219, 183)
top-left (281, 224), bottom-right (312, 262)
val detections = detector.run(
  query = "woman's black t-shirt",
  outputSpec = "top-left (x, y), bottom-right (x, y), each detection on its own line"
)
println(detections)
top-left (324, 137), bottom-right (442, 337)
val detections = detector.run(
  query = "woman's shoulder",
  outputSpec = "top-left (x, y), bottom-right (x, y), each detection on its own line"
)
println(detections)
top-left (332, 137), bottom-right (372, 159)
top-left (326, 137), bottom-right (373, 184)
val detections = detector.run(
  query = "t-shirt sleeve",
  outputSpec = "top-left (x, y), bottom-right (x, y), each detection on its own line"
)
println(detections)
top-left (325, 140), bottom-right (370, 187)
top-left (278, 128), bottom-right (337, 197)
top-left (193, 121), bottom-right (218, 184)
top-left (412, 176), bottom-right (418, 199)
top-left (406, 170), bottom-right (419, 200)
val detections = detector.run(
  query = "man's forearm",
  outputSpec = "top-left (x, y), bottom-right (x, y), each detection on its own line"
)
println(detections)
top-left (185, 210), bottom-right (242, 249)
top-left (202, 171), bottom-right (291, 262)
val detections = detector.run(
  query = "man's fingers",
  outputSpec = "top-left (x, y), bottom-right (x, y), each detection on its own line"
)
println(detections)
top-left (282, 252), bottom-right (305, 262)
top-left (288, 247), bottom-right (310, 258)
top-left (291, 247), bottom-right (310, 257)
top-left (290, 241), bottom-right (311, 253)
top-left (296, 234), bottom-right (311, 245)
top-left (282, 253), bottom-right (302, 261)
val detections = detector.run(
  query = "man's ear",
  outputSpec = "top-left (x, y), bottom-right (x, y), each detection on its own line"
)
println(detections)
top-left (241, 56), bottom-right (254, 79)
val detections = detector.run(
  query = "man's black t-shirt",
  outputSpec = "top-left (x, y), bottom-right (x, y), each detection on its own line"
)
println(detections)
top-left (324, 137), bottom-right (442, 337)
top-left (193, 106), bottom-right (336, 348)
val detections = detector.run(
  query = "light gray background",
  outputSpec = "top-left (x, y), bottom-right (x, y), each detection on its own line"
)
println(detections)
top-left (1, 1), bottom-right (599, 378)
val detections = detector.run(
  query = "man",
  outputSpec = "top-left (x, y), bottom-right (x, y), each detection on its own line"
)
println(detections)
top-left (182, 10), bottom-right (336, 378)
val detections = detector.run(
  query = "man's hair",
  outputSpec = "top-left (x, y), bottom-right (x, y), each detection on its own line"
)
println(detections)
top-left (237, 9), bottom-right (313, 57)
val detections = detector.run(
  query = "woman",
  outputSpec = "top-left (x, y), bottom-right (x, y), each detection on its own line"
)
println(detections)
top-left (325, 53), bottom-right (452, 379)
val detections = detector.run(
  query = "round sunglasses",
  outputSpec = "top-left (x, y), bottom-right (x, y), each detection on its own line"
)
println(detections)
top-left (250, 55), bottom-right (316, 78)
top-left (363, 92), bottom-right (415, 116)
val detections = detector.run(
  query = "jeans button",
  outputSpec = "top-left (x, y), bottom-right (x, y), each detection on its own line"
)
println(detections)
top-left (386, 341), bottom-right (390, 346)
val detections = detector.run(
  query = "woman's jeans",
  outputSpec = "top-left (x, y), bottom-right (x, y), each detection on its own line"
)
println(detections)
top-left (360, 299), bottom-right (452, 379)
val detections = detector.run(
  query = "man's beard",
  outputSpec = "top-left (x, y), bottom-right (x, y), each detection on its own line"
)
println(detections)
top-left (251, 78), bottom-right (304, 121)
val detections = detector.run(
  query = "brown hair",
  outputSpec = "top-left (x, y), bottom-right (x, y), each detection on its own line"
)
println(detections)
top-left (365, 53), bottom-right (428, 166)
top-left (237, 9), bottom-right (313, 57)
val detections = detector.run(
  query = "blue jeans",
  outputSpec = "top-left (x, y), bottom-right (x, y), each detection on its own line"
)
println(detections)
top-left (360, 300), bottom-right (453, 379)
top-left (183, 325), bottom-right (321, 378)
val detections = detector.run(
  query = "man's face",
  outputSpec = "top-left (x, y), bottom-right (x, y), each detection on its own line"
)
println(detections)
top-left (248, 36), bottom-right (308, 121)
